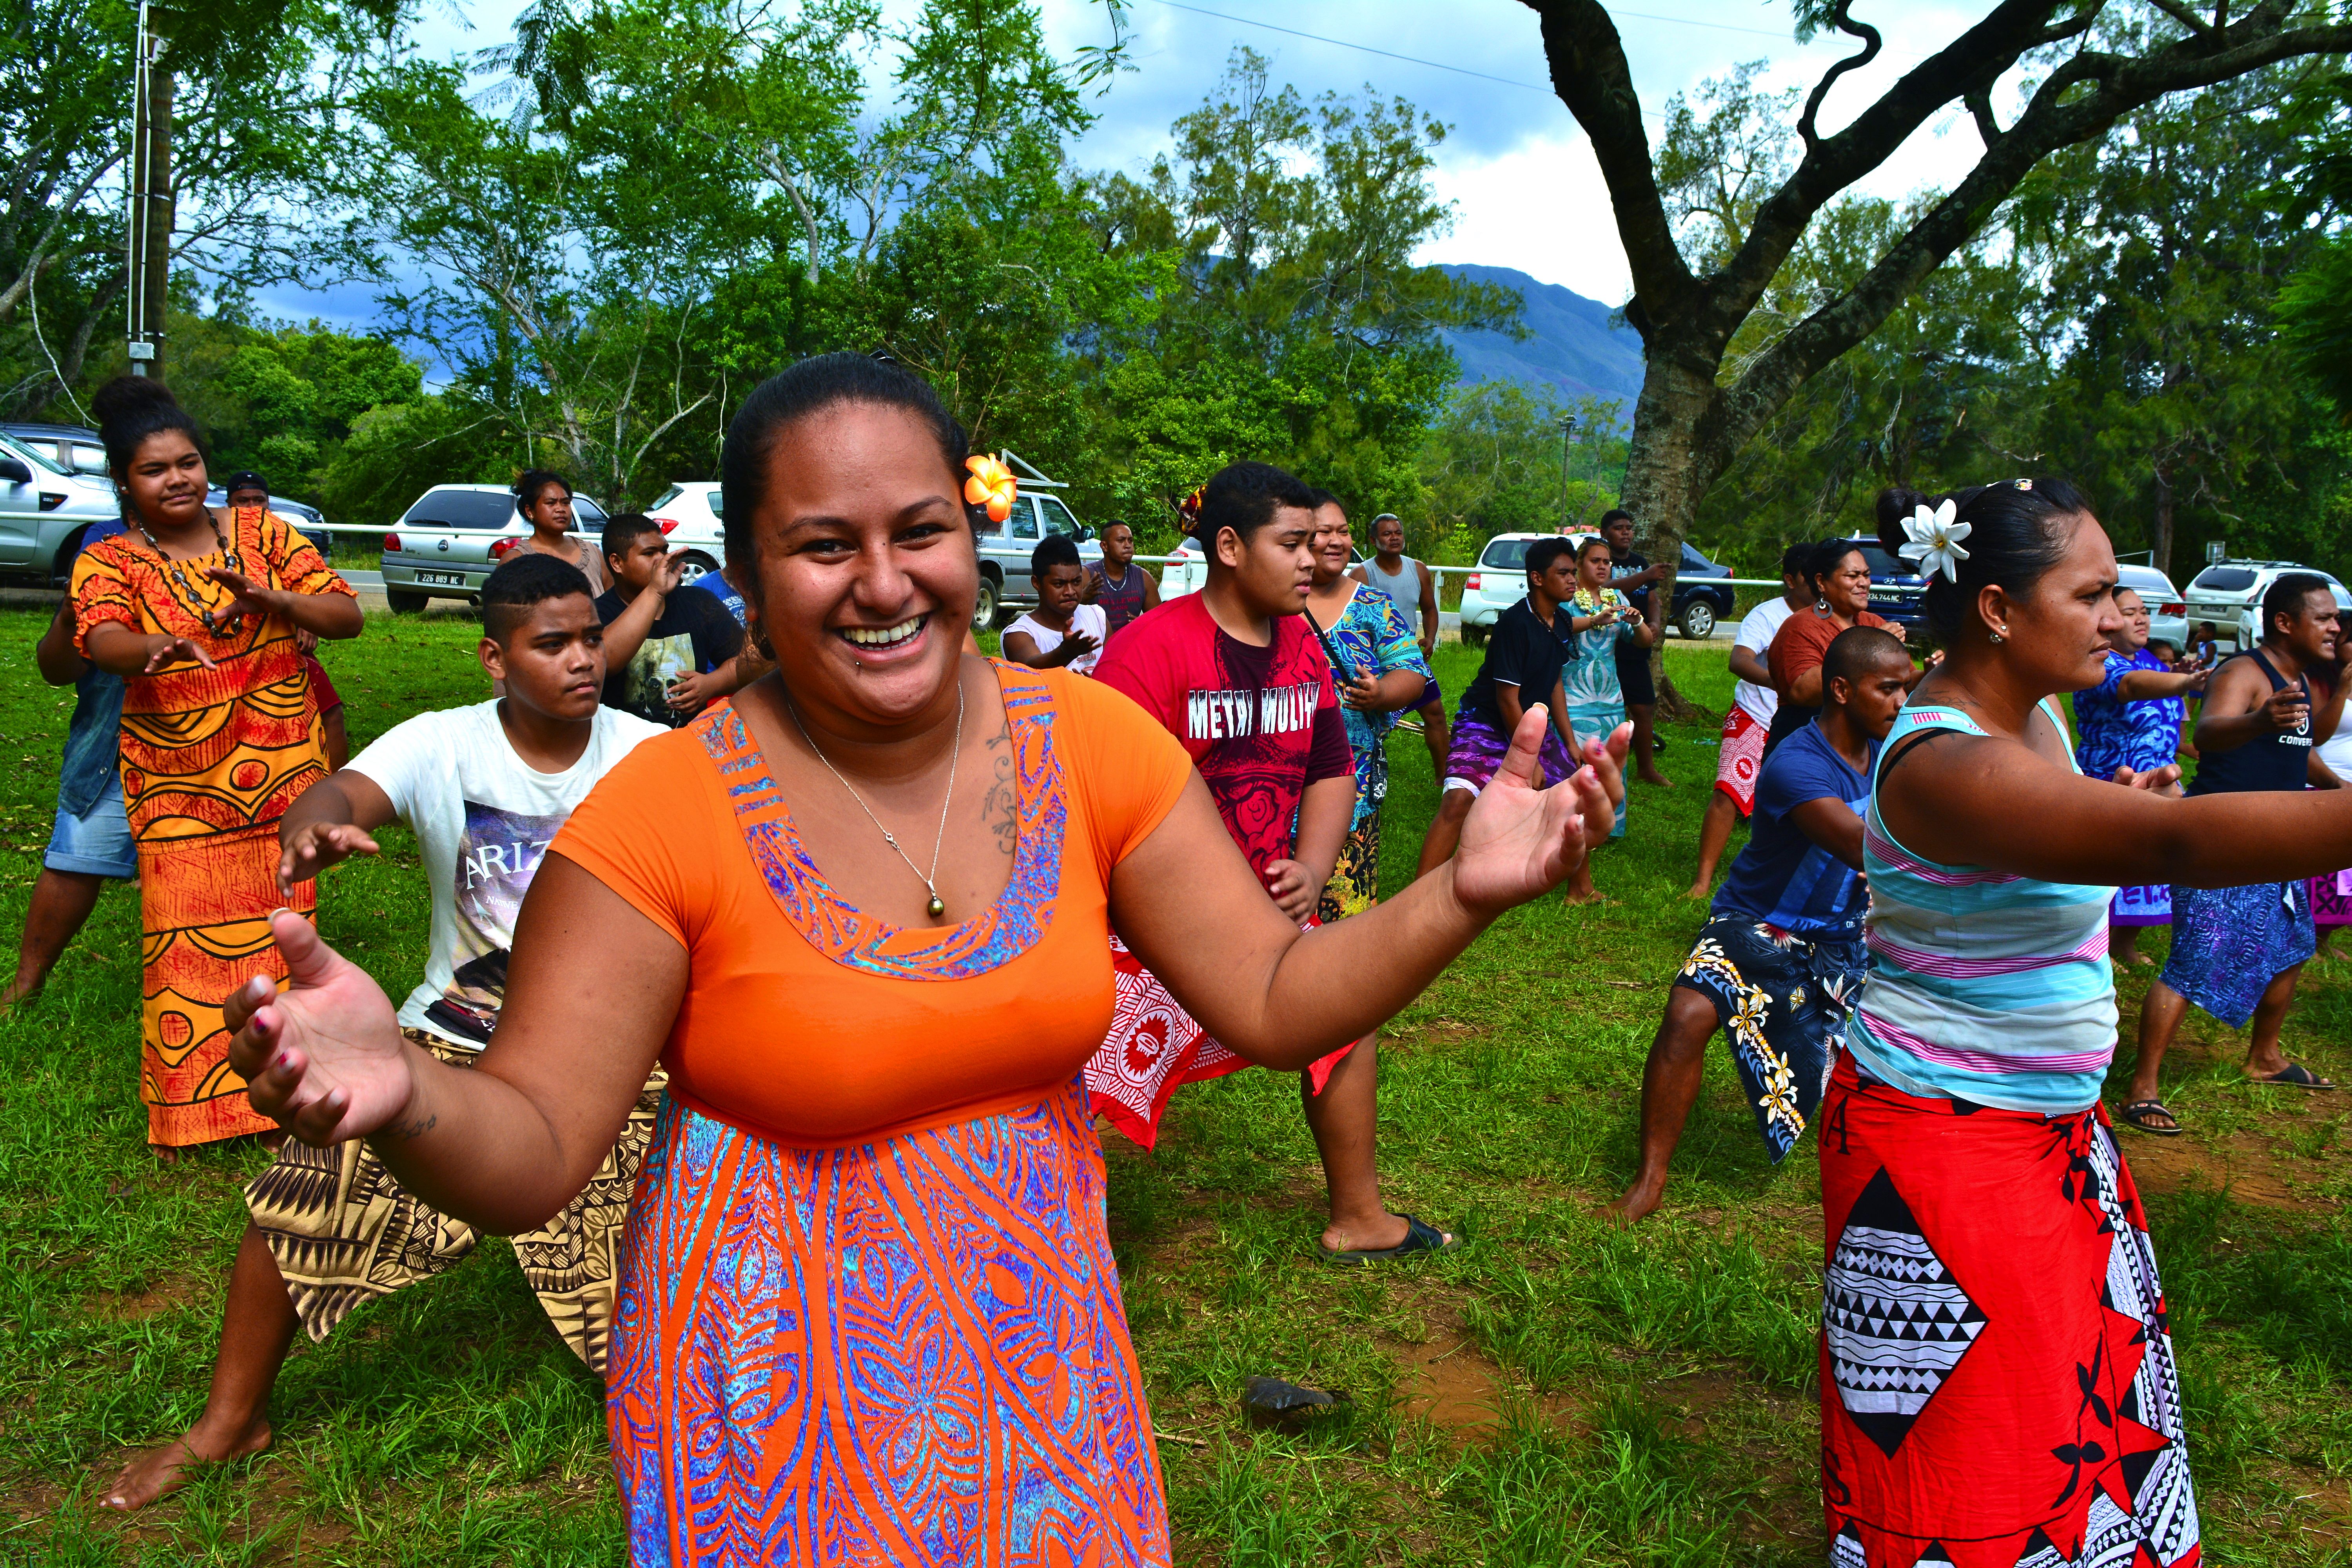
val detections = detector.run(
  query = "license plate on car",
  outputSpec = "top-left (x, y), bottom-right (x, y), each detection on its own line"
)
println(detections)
top-left (415, 571), bottom-right (466, 586)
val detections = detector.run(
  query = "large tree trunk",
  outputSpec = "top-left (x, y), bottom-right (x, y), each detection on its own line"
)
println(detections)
top-left (2151, 465), bottom-right (2175, 579)
top-left (1621, 353), bottom-right (1724, 721)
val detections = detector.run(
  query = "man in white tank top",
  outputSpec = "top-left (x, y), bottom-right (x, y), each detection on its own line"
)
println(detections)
top-left (1351, 514), bottom-right (1449, 782)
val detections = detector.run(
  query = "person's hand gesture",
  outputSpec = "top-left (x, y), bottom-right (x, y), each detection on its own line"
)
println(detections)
top-left (278, 822), bottom-right (381, 895)
top-left (225, 910), bottom-right (414, 1147)
top-left (666, 668), bottom-right (729, 712)
top-left (294, 626), bottom-right (320, 657)
top-left (1058, 629), bottom-right (1099, 664)
top-left (1450, 708), bottom-right (1628, 918)
top-left (2111, 762), bottom-right (2185, 799)
top-left (2264, 683), bottom-right (2312, 733)
top-left (1339, 671), bottom-right (1380, 710)
top-left (204, 566), bottom-right (287, 621)
top-left (1260, 859), bottom-right (1319, 922)
top-left (2181, 665), bottom-right (2210, 697)
top-left (142, 633), bottom-right (217, 673)
top-left (655, 552), bottom-right (688, 595)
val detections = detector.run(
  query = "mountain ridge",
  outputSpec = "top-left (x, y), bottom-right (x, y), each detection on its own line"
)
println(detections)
top-left (1437, 263), bottom-right (1646, 413)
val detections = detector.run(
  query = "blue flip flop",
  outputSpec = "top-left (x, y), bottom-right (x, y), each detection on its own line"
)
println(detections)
top-left (1320, 1213), bottom-right (1461, 1266)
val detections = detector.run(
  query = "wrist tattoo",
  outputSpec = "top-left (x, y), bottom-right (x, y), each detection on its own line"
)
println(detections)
top-left (389, 1110), bottom-right (437, 1141)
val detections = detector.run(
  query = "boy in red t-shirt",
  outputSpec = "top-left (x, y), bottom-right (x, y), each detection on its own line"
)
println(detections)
top-left (1089, 462), bottom-right (1458, 1263)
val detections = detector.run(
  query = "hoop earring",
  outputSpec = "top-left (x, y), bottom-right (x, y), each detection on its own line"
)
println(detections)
top-left (1990, 629), bottom-right (2006, 644)
top-left (1815, 595), bottom-right (1829, 612)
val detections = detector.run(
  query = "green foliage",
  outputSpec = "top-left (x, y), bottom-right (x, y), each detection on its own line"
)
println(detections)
top-left (1417, 380), bottom-right (1627, 563)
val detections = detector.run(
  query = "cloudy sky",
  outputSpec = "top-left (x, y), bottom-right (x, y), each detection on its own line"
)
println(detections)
top-left (284, 0), bottom-right (2022, 325)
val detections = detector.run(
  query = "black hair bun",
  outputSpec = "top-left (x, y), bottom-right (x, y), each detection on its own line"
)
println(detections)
top-left (1875, 488), bottom-right (1937, 558)
top-left (91, 374), bottom-right (180, 432)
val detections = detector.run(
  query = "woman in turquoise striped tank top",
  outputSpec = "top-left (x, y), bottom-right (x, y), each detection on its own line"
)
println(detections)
top-left (1818, 479), bottom-right (2352, 1568)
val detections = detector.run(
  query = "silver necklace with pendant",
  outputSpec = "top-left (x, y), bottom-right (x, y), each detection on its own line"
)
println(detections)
top-left (785, 678), bottom-right (964, 920)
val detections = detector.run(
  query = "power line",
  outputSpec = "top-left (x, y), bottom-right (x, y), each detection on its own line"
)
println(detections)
top-left (1143, 0), bottom-right (1557, 94)
top-left (1143, 0), bottom-right (1831, 90)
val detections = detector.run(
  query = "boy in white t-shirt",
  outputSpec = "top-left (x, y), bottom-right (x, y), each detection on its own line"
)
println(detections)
top-left (104, 553), bottom-right (665, 1512)
top-left (1685, 546), bottom-right (1811, 900)
top-left (1001, 534), bottom-right (1106, 675)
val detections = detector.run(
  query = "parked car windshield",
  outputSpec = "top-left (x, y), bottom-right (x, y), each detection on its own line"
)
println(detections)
top-left (1679, 543), bottom-right (1713, 569)
top-left (0, 431), bottom-right (67, 476)
top-left (1480, 537), bottom-right (1536, 570)
top-left (402, 490), bottom-right (519, 530)
top-left (2190, 566), bottom-right (2259, 592)
top-left (646, 485), bottom-right (713, 517)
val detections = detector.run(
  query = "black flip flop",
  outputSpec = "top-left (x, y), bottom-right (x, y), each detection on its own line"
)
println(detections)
top-left (2117, 1099), bottom-right (2183, 1136)
top-left (1321, 1213), bottom-right (1460, 1267)
top-left (2252, 1062), bottom-right (2336, 1090)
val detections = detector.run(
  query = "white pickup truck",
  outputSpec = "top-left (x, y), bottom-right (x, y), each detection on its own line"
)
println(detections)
top-left (379, 483), bottom-right (725, 612)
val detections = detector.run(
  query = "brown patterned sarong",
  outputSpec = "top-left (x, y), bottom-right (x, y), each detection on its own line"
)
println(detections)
top-left (243, 1028), bottom-right (665, 1372)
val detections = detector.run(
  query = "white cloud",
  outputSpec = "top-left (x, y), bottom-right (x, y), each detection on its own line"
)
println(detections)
top-left (1418, 132), bottom-right (1628, 301)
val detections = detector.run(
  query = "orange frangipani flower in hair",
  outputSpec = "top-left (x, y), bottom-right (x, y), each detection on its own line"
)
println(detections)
top-left (964, 455), bottom-right (1018, 524)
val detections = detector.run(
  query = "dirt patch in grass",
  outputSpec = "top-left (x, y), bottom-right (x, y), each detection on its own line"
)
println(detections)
top-left (2127, 1128), bottom-right (2324, 1213)
top-left (1393, 1325), bottom-right (1507, 1435)
top-left (91, 1271), bottom-right (211, 1323)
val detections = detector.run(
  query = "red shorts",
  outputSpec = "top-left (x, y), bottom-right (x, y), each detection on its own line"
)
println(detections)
top-left (1713, 704), bottom-right (1767, 815)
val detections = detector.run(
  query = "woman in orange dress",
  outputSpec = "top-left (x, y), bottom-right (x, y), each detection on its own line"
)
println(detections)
top-left (217, 353), bottom-right (1626, 1563)
top-left (73, 378), bottom-right (361, 1152)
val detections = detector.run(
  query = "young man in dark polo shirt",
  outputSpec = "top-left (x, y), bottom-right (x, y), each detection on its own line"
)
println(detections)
top-left (1416, 535), bottom-right (1623, 901)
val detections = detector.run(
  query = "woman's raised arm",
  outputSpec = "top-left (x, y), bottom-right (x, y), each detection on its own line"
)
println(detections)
top-left (1112, 708), bottom-right (1626, 1067)
top-left (225, 854), bottom-right (678, 1233)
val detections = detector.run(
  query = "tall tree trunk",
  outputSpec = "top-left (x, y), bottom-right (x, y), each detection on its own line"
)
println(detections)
top-left (2151, 464), bottom-right (2174, 579)
top-left (1621, 354), bottom-right (1720, 721)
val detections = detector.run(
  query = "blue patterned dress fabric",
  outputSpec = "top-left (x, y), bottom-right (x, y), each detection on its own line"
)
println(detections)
top-left (1320, 586), bottom-right (1430, 829)
top-left (2072, 648), bottom-right (2183, 926)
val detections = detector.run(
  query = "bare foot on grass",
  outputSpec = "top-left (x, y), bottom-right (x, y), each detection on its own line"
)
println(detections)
top-left (1638, 770), bottom-right (1676, 788)
top-left (103, 1420), bottom-right (273, 1511)
top-left (1601, 1184), bottom-right (1663, 1226)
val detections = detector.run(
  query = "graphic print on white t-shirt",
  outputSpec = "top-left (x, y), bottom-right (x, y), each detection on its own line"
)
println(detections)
top-left (420, 799), bottom-right (568, 1045)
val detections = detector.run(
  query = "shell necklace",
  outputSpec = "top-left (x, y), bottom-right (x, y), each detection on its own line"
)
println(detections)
top-left (132, 505), bottom-right (247, 637)
top-left (784, 679), bottom-right (965, 920)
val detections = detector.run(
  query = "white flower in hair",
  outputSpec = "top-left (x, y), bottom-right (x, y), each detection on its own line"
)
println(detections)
top-left (1898, 498), bottom-right (1971, 584)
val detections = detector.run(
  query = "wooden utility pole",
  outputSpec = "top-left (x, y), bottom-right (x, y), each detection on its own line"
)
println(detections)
top-left (1557, 414), bottom-right (1576, 532)
top-left (127, 2), bottom-right (172, 381)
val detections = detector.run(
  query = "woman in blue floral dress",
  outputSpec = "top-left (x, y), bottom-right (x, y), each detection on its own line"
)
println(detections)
top-left (2072, 586), bottom-right (2207, 965)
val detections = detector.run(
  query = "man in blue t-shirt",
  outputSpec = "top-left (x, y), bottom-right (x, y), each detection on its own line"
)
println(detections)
top-left (1607, 626), bottom-right (1910, 1224)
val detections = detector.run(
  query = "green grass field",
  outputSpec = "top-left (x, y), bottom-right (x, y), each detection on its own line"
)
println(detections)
top-left (1, 609), bottom-right (2347, 1565)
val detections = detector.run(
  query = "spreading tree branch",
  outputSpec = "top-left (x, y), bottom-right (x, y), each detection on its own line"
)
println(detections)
top-left (1797, 3), bottom-right (1883, 152)
top-left (1696, 2), bottom-right (2352, 479)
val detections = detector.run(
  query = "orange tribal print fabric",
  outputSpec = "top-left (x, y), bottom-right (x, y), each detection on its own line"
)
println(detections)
top-left (72, 505), bottom-right (354, 1147)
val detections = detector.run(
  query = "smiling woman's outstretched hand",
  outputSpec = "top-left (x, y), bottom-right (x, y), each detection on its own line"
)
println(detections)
top-left (1450, 707), bottom-right (1629, 917)
top-left (224, 910), bottom-right (413, 1146)
top-left (1110, 703), bottom-right (1630, 1072)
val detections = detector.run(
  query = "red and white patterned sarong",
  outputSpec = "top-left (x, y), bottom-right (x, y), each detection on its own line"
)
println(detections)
top-left (1714, 704), bottom-right (1768, 815)
top-left (1819, 1055), bottom-right (2200, 1568)
top-left (1085, 934), bottom-right (1352, 1149)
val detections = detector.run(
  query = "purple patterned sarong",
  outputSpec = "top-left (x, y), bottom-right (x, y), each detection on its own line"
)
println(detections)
top-left (1441, 703), bottom-right (1577, 795)
top-left (2160, 879), bottom-right (2316, 1029)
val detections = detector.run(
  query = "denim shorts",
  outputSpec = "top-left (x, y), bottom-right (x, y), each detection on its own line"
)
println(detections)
top-left (46, 773), bottom-right (137, 879)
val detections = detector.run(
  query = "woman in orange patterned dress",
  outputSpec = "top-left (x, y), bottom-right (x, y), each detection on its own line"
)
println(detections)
top-left (72, 378), bottom-right (361, 1153)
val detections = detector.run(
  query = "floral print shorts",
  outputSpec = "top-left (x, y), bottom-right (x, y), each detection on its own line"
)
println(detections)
top-left (1673, 916), bottom-right (1866, 1163)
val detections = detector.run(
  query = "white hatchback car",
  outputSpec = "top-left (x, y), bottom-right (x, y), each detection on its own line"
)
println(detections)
top-left (642, 482), bottom-right (727, 580)
top-left (1456, 532), bottom-right (1569, 647)
top-left (2182, 559), bottom-right (2352, 651)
